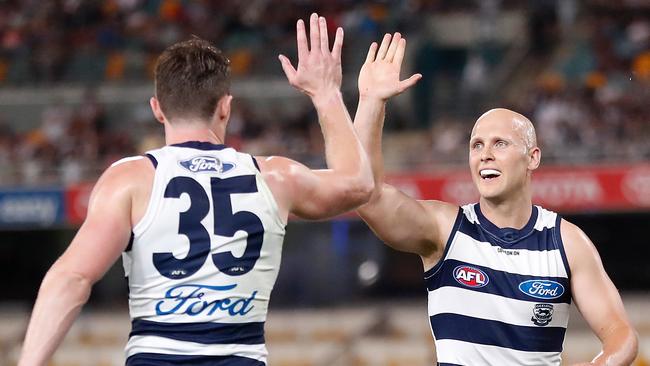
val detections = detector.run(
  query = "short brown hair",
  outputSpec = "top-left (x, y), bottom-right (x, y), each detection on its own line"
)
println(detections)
top-left (154, 38), bottom-right (231, 122)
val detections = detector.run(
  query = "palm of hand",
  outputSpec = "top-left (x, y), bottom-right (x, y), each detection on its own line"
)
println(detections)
top-left (279, 14), bottom-right (343, 99)
top-left (357, 33), bottom-right (422, 101)
top-left (358, 60), bottom-right (402, 101)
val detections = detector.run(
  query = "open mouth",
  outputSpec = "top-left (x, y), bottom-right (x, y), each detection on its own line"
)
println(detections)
top-left (479, 169), bottom-right (502, 181)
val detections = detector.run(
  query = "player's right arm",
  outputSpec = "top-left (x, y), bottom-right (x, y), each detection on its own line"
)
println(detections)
top-left (353, 33), bottom-right (457, 261)
top-left (257, 14), bottom-right (373, 221)
top-left (18, 159), bottom-right (147, 366)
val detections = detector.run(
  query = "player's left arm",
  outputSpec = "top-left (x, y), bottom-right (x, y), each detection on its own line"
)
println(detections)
top-left (18, 161), bottom-right (137, 366)
top-left (562, 219), bottom-right (638, 366)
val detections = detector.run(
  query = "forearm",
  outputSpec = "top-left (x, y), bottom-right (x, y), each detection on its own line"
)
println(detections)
top-left (312, 90), bottom-right (371, 180)
top-left (590, 324), bottom-right (638, 366)
top-left (353, 96), bottom-right (386, 186)
top-left (19, 267), bottom-right (92, 366)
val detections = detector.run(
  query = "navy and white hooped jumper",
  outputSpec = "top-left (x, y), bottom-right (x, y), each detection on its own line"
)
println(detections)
top-left (425, 203), bottom-right (571, 365)
top-left (122, 142), bottom-right (286, 365)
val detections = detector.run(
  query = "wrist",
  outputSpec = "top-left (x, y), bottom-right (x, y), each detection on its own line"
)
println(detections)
top-left (310, 89), bottom-right (343, 109)
top-left (358, 93), bottom-right (387, 105)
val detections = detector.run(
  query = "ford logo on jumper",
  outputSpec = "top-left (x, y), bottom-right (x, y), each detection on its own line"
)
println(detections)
top-left (518, 280), bottom-right (565, 300)
top-left (180, 156), bottom-right (235, 173)
top-left (155, 284), bottom-right (257, 317)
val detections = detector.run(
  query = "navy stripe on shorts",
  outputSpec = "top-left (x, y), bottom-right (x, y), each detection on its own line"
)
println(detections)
top-left (130, 319), bottom-right (265, 345)
top-left (126, 353), bottom-right (265, 366)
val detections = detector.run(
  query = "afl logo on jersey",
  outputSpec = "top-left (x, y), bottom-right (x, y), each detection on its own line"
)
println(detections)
top-left (518, 280), bottom-right (565, 300)
top-left (179, 156), bottom-right (235, 174)
top-left (453, 265), bottom-right (489, 288)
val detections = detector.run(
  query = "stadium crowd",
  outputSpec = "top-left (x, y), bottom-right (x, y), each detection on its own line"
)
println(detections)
top-left (0, 0), bottom-right (649, 186)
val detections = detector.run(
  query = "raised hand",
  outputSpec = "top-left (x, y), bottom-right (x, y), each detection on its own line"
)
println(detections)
top-left (358, 33), bottom-right (422, 101)
top-left (279, 13), bottom-right (343, 100)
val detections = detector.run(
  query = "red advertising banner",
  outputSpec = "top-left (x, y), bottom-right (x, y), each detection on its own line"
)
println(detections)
top-left (65, 182), bottom-right (94, 225)
top-left (62, 163), bottom-right (650, 225)
top-left (386, 163), bottom-right (650, 213)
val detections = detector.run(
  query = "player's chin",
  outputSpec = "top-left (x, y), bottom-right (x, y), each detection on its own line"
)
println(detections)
top-left (476, 185), bottom-right (504, 200)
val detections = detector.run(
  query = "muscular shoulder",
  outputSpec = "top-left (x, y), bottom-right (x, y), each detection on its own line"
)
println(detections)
top-left (100, 156), bottom-right (154, 192)
top-left (560, 218), bottom-right (600, 271)
top-left (252, 155), bottom-right (297, 218)
top-left (421, 199), bottom-right (459, 218)
top-left (90, 156), bottom-right (155, 220)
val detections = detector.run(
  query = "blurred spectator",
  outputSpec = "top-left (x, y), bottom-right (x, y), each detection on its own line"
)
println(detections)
top-left (0, 1), bottom-right (648, 186)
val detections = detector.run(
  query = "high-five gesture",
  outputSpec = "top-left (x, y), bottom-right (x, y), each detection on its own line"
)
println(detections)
top-left (354, 31), bottom-right (440, 259)
top-left (358, 33), bottom-right (422, 101)
top-left (256, 14), bottom-right (373, 221)
top-left (279, 13), bottom-right (343, 99)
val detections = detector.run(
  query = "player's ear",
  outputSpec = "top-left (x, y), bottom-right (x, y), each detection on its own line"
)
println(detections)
top-left (150, 97), bottom-right (166, 124)
top-left (217, 94), bottom-right (232, 122)
top-left (528, 146), bottom-right (541, 171)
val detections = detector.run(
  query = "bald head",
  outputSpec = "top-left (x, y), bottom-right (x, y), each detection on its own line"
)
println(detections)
top-left (472, 108), bottom-right (537, 151)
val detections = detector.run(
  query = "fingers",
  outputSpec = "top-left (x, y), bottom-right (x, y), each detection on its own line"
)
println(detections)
top-left (385, 32), bottom-right (401, 62)
top-left (393, 38), bottom-right (407, 67)
top-left (309, 13), bottom-right (319, 53)
top-left (376, 33), bottom-right (391, 60)
top-left (319, 17), bottom-right (329, 54)
top-left (278, 54), bottom-right (297, 84)
top-left (398, 73), bottom-right (423, 93)
top-left (296, 19), bottom-right (308, 61)
top-left (365, 42), bottom-right (378, 63)
top-left (332, 27), bottom-right (344, 61)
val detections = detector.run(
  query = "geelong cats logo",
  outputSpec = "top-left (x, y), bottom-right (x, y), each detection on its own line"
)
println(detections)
top-left (531, 303), bottom-right (554, 326)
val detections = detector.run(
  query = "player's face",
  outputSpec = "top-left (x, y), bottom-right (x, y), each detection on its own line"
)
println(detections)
top-left (469, 117), bottom-right (532, 201)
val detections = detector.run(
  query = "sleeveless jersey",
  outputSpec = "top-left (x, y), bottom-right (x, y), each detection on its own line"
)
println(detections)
top-left (425, 203), bottom-right (571, 365)
top-left (122, 141), bottom-right (285, 365)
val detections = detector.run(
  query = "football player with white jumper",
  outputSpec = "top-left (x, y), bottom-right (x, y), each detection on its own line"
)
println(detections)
top-left (353, 32), bottom-right (638, 365)
top-left (19, 13), bottom-right (375, 366)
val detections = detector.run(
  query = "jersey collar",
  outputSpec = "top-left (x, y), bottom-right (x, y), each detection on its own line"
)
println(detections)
top-left (475, 203), bottom-right (538, 243)
top-left (170, 141), bottom-right (228, 151)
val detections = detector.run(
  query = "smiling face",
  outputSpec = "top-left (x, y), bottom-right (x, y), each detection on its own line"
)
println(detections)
top-left (469, 109), bottom-right (540, 203)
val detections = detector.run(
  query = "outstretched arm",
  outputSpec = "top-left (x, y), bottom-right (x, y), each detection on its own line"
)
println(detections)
top-left (258, 13), bottom-right (373, 220)
top-left (563, 220), bottom-right (638, 366)
top-left (353, 33), bottom-right (456, 259)
top-left (18, 161), bottom-right (138, 366)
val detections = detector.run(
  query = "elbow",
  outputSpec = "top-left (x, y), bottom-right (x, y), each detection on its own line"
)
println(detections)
top-left (618, 322), bottom-right (638, 363)
top-left (602, 322), bottom-right (639, 365)
top-left (359, 174), bottom-right (375, 202)
top-left (347, 173), bottom-right (375, 207)
top-left (322, 174), bottom-right (374, 217)
top-left (349, 155), bottom-right (375, 205)
top-left (41, 265), bottom-right (93, 304)
top-left (625, 327), bottom-right (639, 363)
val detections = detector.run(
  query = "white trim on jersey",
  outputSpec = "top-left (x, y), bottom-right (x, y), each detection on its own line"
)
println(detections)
top-left (462, 204), bottom-right (479, 224)
top-left (131, 156), bottom-right (165, 237)
top-left (462, 204), bottom-right (558, 232)
top-left (435, 339), bottom-right (562, 365)
top-left (125, 335), bottom-right (268, 362)
top-left (533, 206), bottom-right (558, 231)
top-left (447, 231), bottom-right (569, 278)
top-left (428, 286), bottom-right (570, 328)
